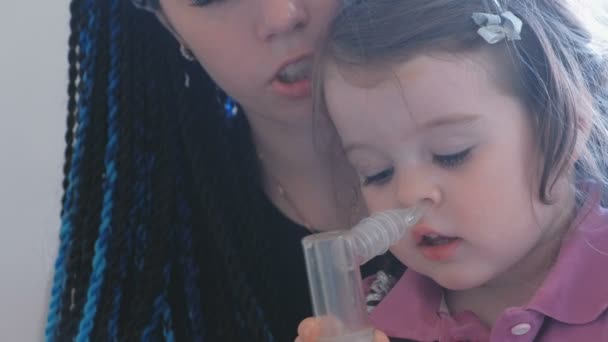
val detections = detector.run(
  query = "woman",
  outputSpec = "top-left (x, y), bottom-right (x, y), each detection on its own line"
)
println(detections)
top-left (44, 0), bottom-right (385, 341)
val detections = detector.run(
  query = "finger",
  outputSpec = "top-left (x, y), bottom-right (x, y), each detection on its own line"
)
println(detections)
top-left (373, 329), bottom-right (390, 342)
top-left (297, 317), bottom-right (321, 341)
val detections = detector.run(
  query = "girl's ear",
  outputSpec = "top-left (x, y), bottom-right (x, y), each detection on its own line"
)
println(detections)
top-left (572, 101), bottom-right (593, 165)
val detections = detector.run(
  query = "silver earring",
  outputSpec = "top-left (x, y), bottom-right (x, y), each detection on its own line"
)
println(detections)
top-left (180, 45), bottom-right (195, 62)
top-left (184, 72), bottom-right (190, 88)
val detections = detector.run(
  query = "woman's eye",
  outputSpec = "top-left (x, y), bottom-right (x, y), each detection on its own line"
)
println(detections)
top-left (433, 148), bottom-right (472, 168)
top-left (362, 168), bottom-right (394, 186)
top-left (189, 0), bottom-right (219, 6)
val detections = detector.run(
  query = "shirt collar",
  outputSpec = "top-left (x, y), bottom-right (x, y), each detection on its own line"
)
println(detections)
top-left (526, 186), bottom-right (608, 324)
top-left (369, 270), bottom-right (443, 340)
top-left (369, 270), bottom-right (492, 341)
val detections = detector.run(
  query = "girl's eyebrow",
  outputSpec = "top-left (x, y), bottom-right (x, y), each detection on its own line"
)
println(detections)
top-left (344, 142), bottom-right (375, 156)
top-left (421, 113), bottom-right (479, 129)
top-left (343, 113), bottom-right (479, 154)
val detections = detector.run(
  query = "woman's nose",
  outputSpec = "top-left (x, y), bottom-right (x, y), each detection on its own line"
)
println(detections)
top-left (256, 0), bottom-right (310, 41)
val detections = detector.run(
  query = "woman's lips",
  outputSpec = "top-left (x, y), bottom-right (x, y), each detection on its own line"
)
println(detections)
top-left (271, 55), bottom-right (312, 98)
top-left (271, 78), bottom-right (311, 98)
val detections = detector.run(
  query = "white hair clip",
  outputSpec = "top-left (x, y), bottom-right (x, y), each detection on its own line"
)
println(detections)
top-left (472, 11), bottom-right (523, 44)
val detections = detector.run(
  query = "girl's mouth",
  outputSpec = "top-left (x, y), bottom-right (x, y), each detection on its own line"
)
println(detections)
top-left (413, 228), bottom-right (462, 261)
top-left (419, 234), bottom-right (459, 246)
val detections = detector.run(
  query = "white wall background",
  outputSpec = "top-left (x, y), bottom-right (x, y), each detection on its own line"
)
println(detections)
top-left (0, 2), bottom-right (69, 341)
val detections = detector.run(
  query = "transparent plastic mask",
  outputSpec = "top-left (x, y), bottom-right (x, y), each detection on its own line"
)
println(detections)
top-left (302, 204), bottom-right (427, 341)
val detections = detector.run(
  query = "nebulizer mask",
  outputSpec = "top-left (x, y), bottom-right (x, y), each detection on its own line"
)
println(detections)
top-left (302, 203), bottom-right (427, 341)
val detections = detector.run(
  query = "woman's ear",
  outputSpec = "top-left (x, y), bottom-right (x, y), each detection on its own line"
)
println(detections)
top-left (153, 9), bottom-right (189, 49)
top-left (131, 1), bottom-right (189, 49)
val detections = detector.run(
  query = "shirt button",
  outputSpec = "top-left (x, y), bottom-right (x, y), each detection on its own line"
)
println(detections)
top-left (510, 323), bottom-right (532, 335)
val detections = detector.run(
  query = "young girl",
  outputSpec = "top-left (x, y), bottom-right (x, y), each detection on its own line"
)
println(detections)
top-left (297, 0), bottom-right (608, 340)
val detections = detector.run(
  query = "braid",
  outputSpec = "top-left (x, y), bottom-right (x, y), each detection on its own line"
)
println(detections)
top-left (173, 64), bottom-right (235, 341)
top-left (75, 0), bottom-right (122, 337)
top-left (126, 22), bottom-right (158, 339)
top-left (59, 0), bottom-right (111, 337)
top-left (174, 177), bottom-right (204, 341)
top-left (88, 0), bottom-right (136, 339)
top-left (172, 76), bottom-right (205, 341)
top-left (130, 19), bottom-right (179, 339)
top-left (226, 116), bottom-right (276, 341)
top-left (142, 264), bottom-right (176, 342)
top-left (56, 0), bottom-right (85, 338)
top-left (141, 55), bottom-right (178, 341)
top-left (115, 17), bottom-right (151, 337)
top-left (61, 0), bottom-right (82, 212)
top-left (110, 119), bottom-right (145, 341)
top-left (177, 61), bottom-right (275, 340)
top-left (105, 14), bottom-right (136, 342)
top-left (46, 0), bottom-right (102, 339)
top-left (206, 94), bottom-right (278, 340)
top-left (172, 60), bottom-right (252, 340)
top-left (70, 0), bottom-right (113, 335)
top-left (173, 66), bottom-right (238, 340)
top-left (50, 0), bottom-right (312, 340)
top-left (116, 119), bottom-right (150, 341)
top-left (161, 264), bottom-right (177, 342)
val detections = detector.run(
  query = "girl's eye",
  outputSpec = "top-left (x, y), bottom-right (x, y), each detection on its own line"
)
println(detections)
top-left (362, 168), bottom-right (394, 186)
top-left (433, 148), bottom-right (472, 168)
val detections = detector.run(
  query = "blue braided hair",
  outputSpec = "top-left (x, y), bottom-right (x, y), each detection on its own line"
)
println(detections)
top-left (172, 87), bottom-right (205, 341)
top-left (46, 0), bottom-right (100, 339)
top-left (47, 0), bottom-right (314, 340)
top-left (75, 0), bottom-right (122, 338)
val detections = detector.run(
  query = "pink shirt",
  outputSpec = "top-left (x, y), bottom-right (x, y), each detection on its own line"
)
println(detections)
top-left (368, 190), bottom-right (608, 341)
